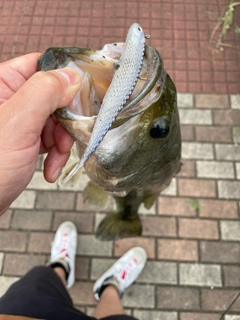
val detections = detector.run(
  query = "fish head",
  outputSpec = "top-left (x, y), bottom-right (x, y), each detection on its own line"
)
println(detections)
top-left (38, 45), bottom-right (181, 194)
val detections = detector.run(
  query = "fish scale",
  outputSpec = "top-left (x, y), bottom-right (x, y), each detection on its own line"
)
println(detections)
top-left (63, 23), bottom-right (146, 182)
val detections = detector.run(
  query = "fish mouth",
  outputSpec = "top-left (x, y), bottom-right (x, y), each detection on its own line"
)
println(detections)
top-left (38, 45), bottom-right (166, 123)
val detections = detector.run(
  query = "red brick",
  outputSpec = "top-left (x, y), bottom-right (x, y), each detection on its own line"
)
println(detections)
top-left (141, 216), bottom-right (176, 237)
top-left (114, 238), bottom-right (155, 259)
top-left (195, 94), bottom-right (229, 109)
top-left (180, 312), bottom-right (220, 320)
top-left (178, 179), bottom-right (216, 198)
top-left (53, 212), bottom-right (94, 233)
top-left (201, 289), bottom-right (240, 311)
top-left (181, 125), bottom-right (195, 141)
top-left (0, 231), bottom-right (27, 252)
top-left (177, 160), bottom-right (195, 178)
top-left (0, 210), bottom-right (12, 229)
top-left (28, 232), bottom-right (54, 253)
top-left (195, 126), bottom-right (232, 143)
top-left (158, 197), bottom-right (197, 217)
top-left (213, 110), bottom-right (240, 125)
top-left (199, 199), bottom-right (238, 219)
top-left (179, 218), bottom-right (219, 239)
top-left (158, 239), bottom-right (198, 261)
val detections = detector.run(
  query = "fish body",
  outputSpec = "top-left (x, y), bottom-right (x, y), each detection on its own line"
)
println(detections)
top-left (38, 26), bottom-right (182, 241)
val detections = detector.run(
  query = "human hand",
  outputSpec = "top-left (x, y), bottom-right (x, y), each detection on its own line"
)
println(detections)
top-left (0, 53), bottom-right (81, 215)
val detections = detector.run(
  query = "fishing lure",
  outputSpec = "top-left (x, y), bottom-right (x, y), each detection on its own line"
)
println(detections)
top-left (63, 23), bottom-right (146, 182)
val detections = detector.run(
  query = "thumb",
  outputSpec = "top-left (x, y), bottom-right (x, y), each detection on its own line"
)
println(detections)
top-left (4, 67), bottom-right (81, 136)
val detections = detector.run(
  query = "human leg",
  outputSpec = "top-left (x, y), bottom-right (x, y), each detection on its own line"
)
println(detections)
top-left (0, 221), bottom-right (95, 320)
top-left (92, 247), bottom-right (147, 319)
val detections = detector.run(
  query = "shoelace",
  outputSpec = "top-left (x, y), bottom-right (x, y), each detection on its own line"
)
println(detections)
top-left (115, 258), bottom-right (138, 281)
top-left (58, 233), bottom-right (70, 258)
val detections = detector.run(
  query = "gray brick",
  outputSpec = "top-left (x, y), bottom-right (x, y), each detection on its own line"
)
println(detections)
top-left (77, 235), bottom-right (112, 256)
top-left (36, 191), bottom-right (75, 210)
top-left (220, 221), bottom-right (240, 241)
top-left (10, 190), bottom-right (36, 209)
top-left (179, 109), bottom-right (212, 125)
top-left (200, 241), bottom-right (240, 263)
top-left (160, 178), bottom-right (177, 196)
top-left (138, 202), bottom-right (156, 215)
top-left (3, 253), bottom-right (46, 276)
top-left (177, 93), bottom-right (194, 108)
top-left (133, 310), bottom-right (177, 320)
top-left (12, 210), bottom-right (52, 230)
top-left (140, 261), bottom-right (177, 284)
top-left (90, 258), bottom-right (115, 280)
top-left (26, 171), bottom-right (58, 190)
top-left (225, 316), bottom-right (240, 320)
top-left (0, 276), bottom-right (20, 297)
top-left (236, 163), bottom-right (240, 179)
top-left (218, 181), bottom-right (240, 199)
top-left (123, 284), bottom-right (154, 308)
top-left (230, 94), bottom-right (240, 109)
top-left (53, 212), bottom-right (94, 233)
top-left (215, 144), bottom-right (240, 161)
top-left (156, 286), bottom-right (200, 310)
top-left (0, 210), bottom-right (12, 229)
top-left (182, 143), bottom-right (214, 160)
top-left (180, 263), bottom-right (222, 287)
top-left (197, 161), bottom-right (234, 179)
top-left (223, 266), bottom-right (240, 287)
top-left (233, 127), bottom-right (240, 144)
top-left (0, 253), bottom-right (4, 273)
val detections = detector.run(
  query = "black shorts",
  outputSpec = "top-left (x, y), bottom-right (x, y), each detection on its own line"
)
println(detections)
top-left (0, 266), bottom-right (138, 320)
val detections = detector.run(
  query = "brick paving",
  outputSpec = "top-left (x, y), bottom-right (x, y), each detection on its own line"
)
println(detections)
top-left (0, 0), bottom-right (240, 319)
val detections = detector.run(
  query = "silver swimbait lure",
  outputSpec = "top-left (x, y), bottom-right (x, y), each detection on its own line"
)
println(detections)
top-left (63, 23), bottom-right (146, 182)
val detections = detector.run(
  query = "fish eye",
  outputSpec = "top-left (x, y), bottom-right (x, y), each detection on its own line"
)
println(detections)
top-left (150, 116), bottom-right (170, 139)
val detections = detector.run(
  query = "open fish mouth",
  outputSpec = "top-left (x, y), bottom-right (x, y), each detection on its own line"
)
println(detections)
top-left (38, 44), bottom-right (166, 125)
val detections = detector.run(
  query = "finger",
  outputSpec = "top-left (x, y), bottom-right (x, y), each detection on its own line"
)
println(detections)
top-left (1, 52), bottom-right (41, 80)
top-left (40, 116), bottom-right (56, 152)
top-left (54, 122), bottom-right (75, 154)
top-left (1, 67), bottom-right (81, 150)
top-left (43, 146), bottom-right (70, 182)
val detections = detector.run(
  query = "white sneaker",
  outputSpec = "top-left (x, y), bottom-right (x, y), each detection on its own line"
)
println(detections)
top-left (93, 247), bottom-right (147, 301)
top-left (48, 221), bottom-right (77, 288)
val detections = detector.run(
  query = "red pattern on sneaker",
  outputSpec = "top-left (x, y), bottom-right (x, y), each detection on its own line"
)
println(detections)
top-left (119, 258), bottom-right (138, 280)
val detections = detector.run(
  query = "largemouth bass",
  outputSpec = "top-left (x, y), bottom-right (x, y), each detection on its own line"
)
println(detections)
top-left (38, 24), bottom-right (181, 241)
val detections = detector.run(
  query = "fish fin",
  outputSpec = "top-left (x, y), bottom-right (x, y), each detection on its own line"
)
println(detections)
top-left (83, 182), bottom-right (111, 210)
top-left (143, 193), bottom-right (158, 209)
top-left (58, 144), bottom-right (83, 185)
top-left (96, 213), bottom-right (142, 241)
top-left (61, 160), bottom-right (84, 184)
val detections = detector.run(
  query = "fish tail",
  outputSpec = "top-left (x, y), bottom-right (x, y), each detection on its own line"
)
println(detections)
top-left (96, 212), bottom-right (142, 241)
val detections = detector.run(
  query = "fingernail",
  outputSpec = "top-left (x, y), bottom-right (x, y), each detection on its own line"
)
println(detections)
top-left (52, 166), bottom-right (63, 182)
top-left (54, 67), bottom-right (80, 85)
